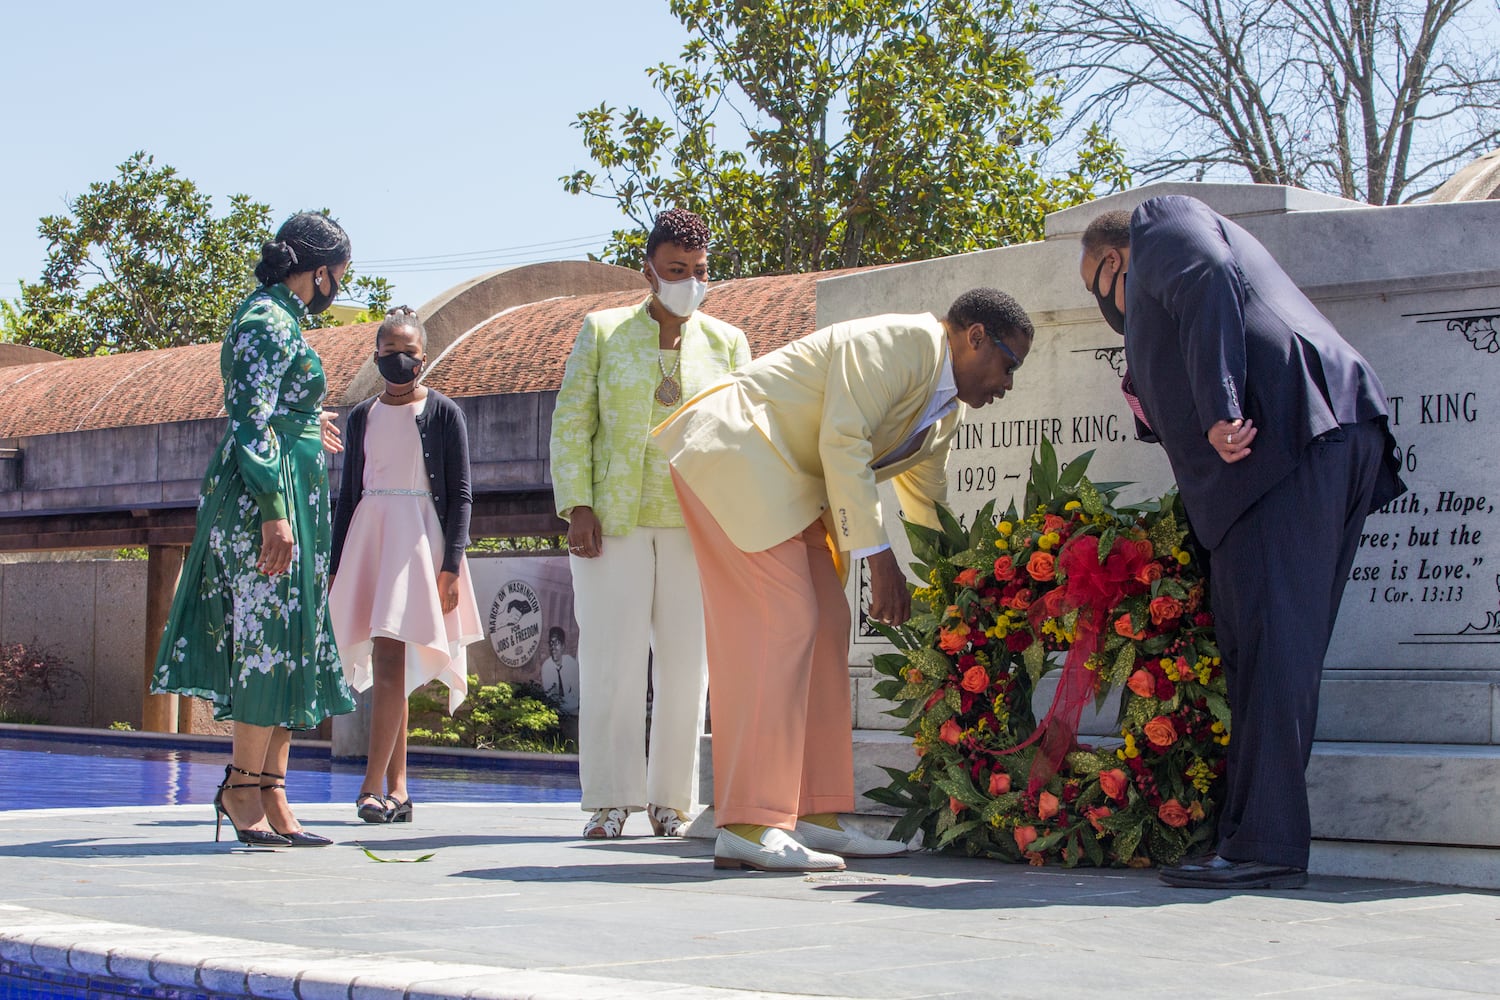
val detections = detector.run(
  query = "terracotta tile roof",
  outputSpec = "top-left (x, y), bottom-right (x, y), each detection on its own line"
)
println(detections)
top-left (426, 270), bottom-right (826, 397)
top-left (0, 323), bottom-right (377, 439)
top-left (0, 268), bottom-right (841, 438)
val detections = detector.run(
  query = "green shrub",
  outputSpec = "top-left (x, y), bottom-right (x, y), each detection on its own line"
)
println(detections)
top-left (408, 674), bottom-right (571, 753)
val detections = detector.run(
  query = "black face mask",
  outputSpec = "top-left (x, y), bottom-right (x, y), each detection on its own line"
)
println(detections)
top-left (307, 269), bottom-right (339, 314)
top-left (375, 351), bottom-right (422, 385)
top-left (1091, 256), bottom-right (1127, 335)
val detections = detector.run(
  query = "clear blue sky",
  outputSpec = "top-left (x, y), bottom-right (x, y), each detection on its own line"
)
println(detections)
top-left (1, 1), bottom-right (691, 309)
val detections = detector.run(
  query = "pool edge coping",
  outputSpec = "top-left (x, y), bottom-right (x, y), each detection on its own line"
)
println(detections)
top-left (0, 904), bottom-right (825, 1000)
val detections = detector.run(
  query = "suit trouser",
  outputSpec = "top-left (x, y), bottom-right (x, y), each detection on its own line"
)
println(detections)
top-left (1209, 421), bottom-right (1386, 870)
top-left (570, 525), bottom-right (707, 812)
top-left (672, 469), bottom-right (857, 829)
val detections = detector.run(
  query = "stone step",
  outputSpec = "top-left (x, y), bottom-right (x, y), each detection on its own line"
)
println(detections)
top-left (693, 730), bottom-right (1500, 887)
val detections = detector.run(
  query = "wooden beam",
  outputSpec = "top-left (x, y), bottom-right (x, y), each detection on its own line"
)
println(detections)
top-left (142, 544), bottom-right (184, 733)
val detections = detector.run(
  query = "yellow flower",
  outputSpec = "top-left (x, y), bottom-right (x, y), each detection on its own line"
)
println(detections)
top-left (1064, 500), bottom-right (1082, 511)
top-left (1175, 550), bottom-right (1191, 566)
top-left (998, 521), bottom-right (1014, 536)
top-left (1211, 721), bottom-right (1225, 734)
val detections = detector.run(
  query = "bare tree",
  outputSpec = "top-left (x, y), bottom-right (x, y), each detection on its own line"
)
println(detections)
top-left (1040, 0), bottom-right (1500, 203)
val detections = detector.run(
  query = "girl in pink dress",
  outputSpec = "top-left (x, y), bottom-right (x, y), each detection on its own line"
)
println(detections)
top-left (330, 306), bottom-right (483, 823)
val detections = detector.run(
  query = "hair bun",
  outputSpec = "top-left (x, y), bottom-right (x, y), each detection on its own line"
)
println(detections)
top-left (254, 240), bottom-right (300, 286)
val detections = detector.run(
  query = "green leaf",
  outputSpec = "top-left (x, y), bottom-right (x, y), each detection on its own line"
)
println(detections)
top-left (359, 846), bottom-right (436, 864)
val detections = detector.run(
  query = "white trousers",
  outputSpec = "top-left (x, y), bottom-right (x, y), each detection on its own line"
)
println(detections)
top-left (570, 525), bottom-right (707, 812)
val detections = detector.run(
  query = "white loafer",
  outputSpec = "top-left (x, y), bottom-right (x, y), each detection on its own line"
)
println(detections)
top-left (713, 828), bottom-right (846, 872)
top-left (792, 819), bottom-right (909, 858)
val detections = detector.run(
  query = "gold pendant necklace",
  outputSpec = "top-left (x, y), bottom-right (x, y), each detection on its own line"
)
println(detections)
top-left (655, 350), bottom-right (683, 406)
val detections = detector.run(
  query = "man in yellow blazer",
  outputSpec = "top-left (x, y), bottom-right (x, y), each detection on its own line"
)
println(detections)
top-left (654, 287), bottom-right (1034, 871)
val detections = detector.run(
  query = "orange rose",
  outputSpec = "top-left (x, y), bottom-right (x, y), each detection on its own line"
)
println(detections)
top-left (1042, 514), bottom-right (1067, 535)
top-left (1149, 595), bottom-right (1184, 626)
top-left (1013, 825), bottom-right (1038, 852)
top-left (1126, 669), bottom-right (1155, 698)
top-left (1134, 539), bottom-right (1156, 560)
top-left (938, 624), bottom-right (970, 653)
top-left (1041, 588), bottom-right (1068, 619)
top-left (939, 719), bottom-right (963, 745)
top-left (1143, 715), bottom-right (1178, 750)
top-left (960, 665), bottom-right (989, 693)
top-left (1114, 615), bottom-right (1146, 640)
top-left (1008, 589), bottom-right (1034, 611)
top-left (1157, 799), bottom-right (1190, 828)
top-left (1098, 768), bottom-right (1129, 802)
top-left (1084, 805), bottom-right (1112, 833)
top-left (1038, 791), bottom-right (1060, 820)
top-left (988, 771), bottom-right (1012, 796)
top-left (1027, 551), bottom-right (1056, 582)
top-left (949, 796), bottom-right (966, 815)
top-left (1135, 562), bottom-right (1163, 585)
top-left (993, 555), bottom-right (1017, 581)
top-left (954, 567), bottom-right (981, 590)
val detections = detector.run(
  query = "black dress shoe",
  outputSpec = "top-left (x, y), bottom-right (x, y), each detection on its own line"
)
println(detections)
top-left (1159, 854), bottom-right (1307, 889)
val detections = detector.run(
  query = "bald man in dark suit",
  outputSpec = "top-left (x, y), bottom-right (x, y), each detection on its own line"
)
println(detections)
top-left (1080, 195), bottom-right (1406, 889)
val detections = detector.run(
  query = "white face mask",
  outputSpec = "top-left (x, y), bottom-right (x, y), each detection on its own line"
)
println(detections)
top-left (652, 271), bottom-right (709, 318)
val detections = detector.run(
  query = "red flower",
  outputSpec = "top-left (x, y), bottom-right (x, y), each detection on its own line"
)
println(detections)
top-left (1135, 562), bottom-right (1164, 585)
top-left (1149, 595), bottom-right (1184, 626)
top-left (960, 665), bottom-right (989, 693)
top-left (1126, 669), bottom-right (1155, 698)
top-left (1099, 768), bottom-right (1129, 802)
top-left (1005, 631), bottom-right (1032, 653)
top-left (1114, 615), bottom-right (1146, 640)
top-left (1027, 552), bottom-right (1057, 582)
top-left (1042, 514), bottom-right (1067, 535)
top-left (954, 568), bottom-right (981, 590)
top-left (939, 719), bottom-right (963, 745)
top-left (1008, 589), bottom-right (1034, 611)
top-left (1038, 791), bottom-right (1060, 820)
top-left (1084, 805), bottom-right (1112, 833)
top-left (1014, 825), bottom-right (1038, 852)
top-left (993, 555), bottom-right (1017, 581)
top-left (1143, 715), bottom-right (1178, 750)
top-left (950, 796), bottom-right (966, 815)
top-left (1041, 588), bottom-right (1068, 619)
top-left (1194, 611), bottom-right (1214, 627)
top-left (1157, 799), bottom-right (1190, 828)
top-left (1154, 677), bottom-right (1176, 700)
top-left (989, 771), bottom-right (1012, 795)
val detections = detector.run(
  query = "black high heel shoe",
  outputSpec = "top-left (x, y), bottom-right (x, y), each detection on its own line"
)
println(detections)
top-left (386, 794), bottom-right (413, 823)
top-left (214, 764), bottom-right (291, 847)
top-left (260, 771), bottom-right (332, 847)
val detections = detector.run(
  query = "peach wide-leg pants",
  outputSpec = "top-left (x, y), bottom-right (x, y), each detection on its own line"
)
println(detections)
top-left (672, 469), bottom-right (856, 829)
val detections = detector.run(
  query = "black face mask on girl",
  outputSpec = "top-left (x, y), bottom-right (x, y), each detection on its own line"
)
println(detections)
top-left (307, 269), bottom-right (339, 314)
top-left (1091, 256), bottom-right (1127, 335)
top-left (375, 352), bottom-right (421, 384)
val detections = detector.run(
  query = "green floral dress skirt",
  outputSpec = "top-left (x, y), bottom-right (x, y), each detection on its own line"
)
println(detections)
top-left (152, 284), bottom-right (355, 728)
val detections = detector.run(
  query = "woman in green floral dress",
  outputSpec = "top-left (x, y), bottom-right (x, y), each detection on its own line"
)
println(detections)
top-left (153, 212), bottom-right (357, 848)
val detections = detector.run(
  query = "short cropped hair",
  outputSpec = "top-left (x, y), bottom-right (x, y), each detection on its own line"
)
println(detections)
top-left (376, 305), bottom-right (427, 348)
top-left (645, 208), bottom-right (711, 257)
top-left (548, 626), bottom-right (566, 645)
top-left (1081, 211), bottom-right (1132, 254)
top-left (945, 287), bottom-right (1034, 345)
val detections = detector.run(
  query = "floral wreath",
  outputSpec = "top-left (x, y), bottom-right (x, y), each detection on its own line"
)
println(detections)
top-left (869, 442), bottom-right (1230, 867)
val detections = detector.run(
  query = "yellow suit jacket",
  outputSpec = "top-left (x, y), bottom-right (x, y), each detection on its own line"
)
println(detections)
top-left (652, 312), bottom-right (957, 556)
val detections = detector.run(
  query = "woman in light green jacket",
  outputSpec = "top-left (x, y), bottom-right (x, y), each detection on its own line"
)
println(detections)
top-left (549, 209), bottom-right (750, 839)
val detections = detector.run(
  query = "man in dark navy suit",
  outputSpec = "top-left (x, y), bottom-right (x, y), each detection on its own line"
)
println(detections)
top-left (1080, 195), bottom-right (1406, 889)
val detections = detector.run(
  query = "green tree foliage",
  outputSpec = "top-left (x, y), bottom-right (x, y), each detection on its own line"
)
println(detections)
top-left (562, 0), bottom-right (1130, 276)
top-left (15, 152), bottom-right (273, 357)
top-left (13, 153), bottom-right (393, 356)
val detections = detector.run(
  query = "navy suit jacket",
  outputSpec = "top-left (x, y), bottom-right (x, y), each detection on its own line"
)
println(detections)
top-left (1123, 195), bottom-right (1404, 549)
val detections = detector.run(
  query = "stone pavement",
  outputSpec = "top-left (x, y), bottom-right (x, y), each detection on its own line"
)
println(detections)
top-left (2, 801), bottom-right (1499, 1000)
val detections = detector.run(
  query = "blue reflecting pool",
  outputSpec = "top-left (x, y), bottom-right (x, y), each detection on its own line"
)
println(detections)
top-left (0, 730), bottom-right (579, 811)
